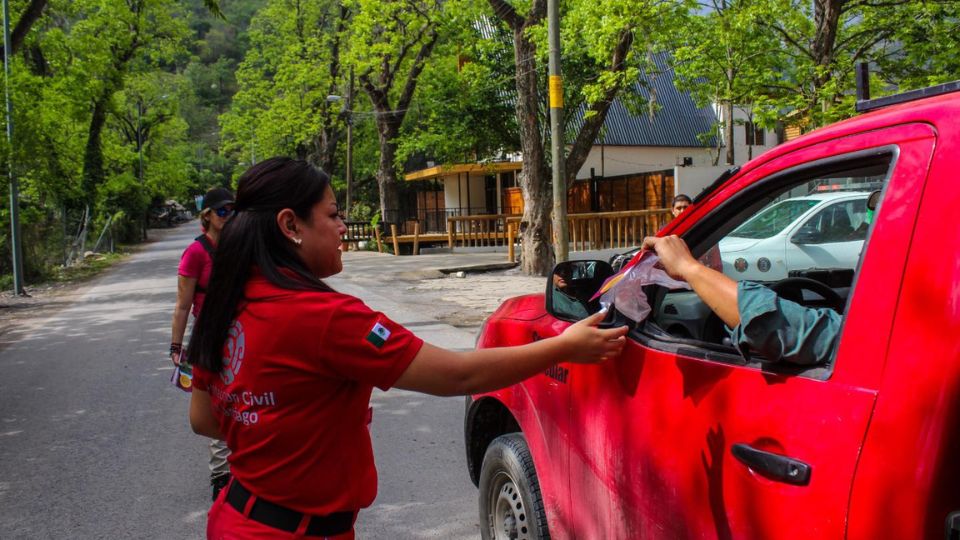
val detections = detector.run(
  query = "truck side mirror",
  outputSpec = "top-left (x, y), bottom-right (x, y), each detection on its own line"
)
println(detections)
top-left (546, 260), bottom-right (614, 322)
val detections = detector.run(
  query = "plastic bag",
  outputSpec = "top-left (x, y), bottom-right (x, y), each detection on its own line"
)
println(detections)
top-left (597, 252), bottom-right (690, 322)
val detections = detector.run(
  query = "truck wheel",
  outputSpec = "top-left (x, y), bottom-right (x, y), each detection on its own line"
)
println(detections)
top-left (478, 433), bottom-right (550, 540)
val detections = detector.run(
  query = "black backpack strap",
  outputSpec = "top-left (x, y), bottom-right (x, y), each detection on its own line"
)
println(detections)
top-left (194, 234), bottom-right (215, 257)
top-left (193, 235), bottom-right (215, 293)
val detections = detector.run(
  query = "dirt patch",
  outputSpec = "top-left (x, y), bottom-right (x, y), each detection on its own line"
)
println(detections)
top-left (0, 280), bottom-right (101, 349)
top-left (0, 248), bottom-right (139, 348)
top-left (404, 267), bottom-right (544, 328)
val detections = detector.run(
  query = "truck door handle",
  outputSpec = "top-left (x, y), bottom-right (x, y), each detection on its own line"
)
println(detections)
top-left (731, 443), bottom-right (811, 486)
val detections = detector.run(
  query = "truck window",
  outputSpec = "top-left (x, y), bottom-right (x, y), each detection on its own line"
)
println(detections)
top-left (794, 199), bottom-right (869, 244)
top-left (728, 199), bottom-right (819, 240)
top-left (640, 154), bottom-right (892, 372)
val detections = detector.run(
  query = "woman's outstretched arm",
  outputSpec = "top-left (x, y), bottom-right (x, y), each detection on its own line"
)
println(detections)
top-left (394, 309), bottom-right (628, 396)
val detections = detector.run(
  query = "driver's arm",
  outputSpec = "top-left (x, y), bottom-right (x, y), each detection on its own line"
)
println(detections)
top-left (641, 236), bottom-right (841, 365)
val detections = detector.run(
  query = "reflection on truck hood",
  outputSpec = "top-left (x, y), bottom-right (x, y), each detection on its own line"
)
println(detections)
top-left (718, 237), bottom-right (761, 253)
top-left (494, 294), bottom-right (547, 321)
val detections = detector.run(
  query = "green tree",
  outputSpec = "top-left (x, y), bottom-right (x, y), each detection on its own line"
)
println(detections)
top-left (345, 0), bottom-right (458, 225)
top-left (0, 0), bottom-right (250, 286)
top-left (394, 17), bottom-right (519, 167)
top-left (180, 0), bottom-right (264, 191)
top-left (870, 1), bottom-right (960, 90)
top-left (487, 0), bottom-right (687, 275)
top-left (66, 0), bottom-right (190, 245)
top-left (673, 0), bottom-right (779, 165)
top-left (756, 0), bottom-right (960, 127)
top-left (220, 0), bottom-right (349, 177)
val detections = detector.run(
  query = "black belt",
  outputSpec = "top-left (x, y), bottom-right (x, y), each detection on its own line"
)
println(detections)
top-left (225, 479), bottom-right (355, 536)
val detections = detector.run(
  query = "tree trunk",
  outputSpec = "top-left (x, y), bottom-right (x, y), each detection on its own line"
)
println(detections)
top-left (359, 18), bottom-right (438, 233)
top-left (82, 96), bottom-right (109, 203)
top-left (513, 21), bottom-right (553, 276)
top-left (307, 128), bottom-right (339, 175)
top-left (375, 117), bottom-right (402, 226)
top-left (723, 99), bottom-right (735, 165)
top-left (811, 0), bottom-right (842, 121)
top-left (518, 166), bottom-right (552, 275)
top-left (0, 0), bottom-right (48, 59)
top-left (562, 28), bottom-right (634, 189)
top-left (79, 95), bottom-right (110, 254)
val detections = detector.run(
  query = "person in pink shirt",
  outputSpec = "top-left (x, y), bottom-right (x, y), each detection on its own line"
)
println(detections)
top-left (170, 186), bottom-right (235, 500)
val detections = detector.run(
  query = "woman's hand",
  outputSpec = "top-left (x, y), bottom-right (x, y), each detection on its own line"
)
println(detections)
top-left (559, 309), bottom-right (629, 363)
top-left (170, 343), bottom-right (182, 366)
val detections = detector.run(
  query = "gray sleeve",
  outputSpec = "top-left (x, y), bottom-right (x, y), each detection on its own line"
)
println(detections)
top-left (727, 281), bottom-right (842, 365)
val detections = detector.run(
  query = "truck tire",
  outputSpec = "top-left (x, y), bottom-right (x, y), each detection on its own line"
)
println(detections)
top-left (478, 433), bottom-right (550, 540)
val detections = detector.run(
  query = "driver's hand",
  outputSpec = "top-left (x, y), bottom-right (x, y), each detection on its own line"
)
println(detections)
top-left (641, 235), bottom-right (701, 281)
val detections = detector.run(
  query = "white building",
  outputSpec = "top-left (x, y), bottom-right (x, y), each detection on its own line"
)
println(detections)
top-left (402, 55), bottom-right (779, 230)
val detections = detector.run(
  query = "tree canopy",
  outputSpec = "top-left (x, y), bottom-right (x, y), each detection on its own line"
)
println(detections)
top-left (3, 0), bottom-right (959, 284)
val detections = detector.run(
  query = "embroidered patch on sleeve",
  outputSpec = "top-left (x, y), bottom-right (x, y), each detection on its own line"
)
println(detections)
top-left (366, 322), bottom-right (391, 348)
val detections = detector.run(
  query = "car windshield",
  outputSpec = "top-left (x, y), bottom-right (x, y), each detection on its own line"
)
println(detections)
top-left (728, 199), bottom-right (819, 239)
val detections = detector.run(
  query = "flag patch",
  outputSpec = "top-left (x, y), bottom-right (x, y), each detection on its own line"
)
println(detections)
top-left (366, 322), bottom-right (391, 348)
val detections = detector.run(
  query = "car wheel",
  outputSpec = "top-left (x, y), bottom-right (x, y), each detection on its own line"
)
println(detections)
top-left (479, 433), bottom-right (550, 540)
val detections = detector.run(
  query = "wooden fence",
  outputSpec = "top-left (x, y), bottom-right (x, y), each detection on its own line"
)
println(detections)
top-left (342, 209), bottom-right (672, 258)
top-left (446, 214), bottom-right (515, 248)
top-left (444, 209), bottom-right (672, 260)
top-left (567, 209), bottom-right (673, 251)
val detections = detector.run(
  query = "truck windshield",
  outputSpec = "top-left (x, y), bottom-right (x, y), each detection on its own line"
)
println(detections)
top-left (728, 199), bottom-right (819, 239)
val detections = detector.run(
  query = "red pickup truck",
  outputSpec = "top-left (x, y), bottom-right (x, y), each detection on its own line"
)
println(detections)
top-left (466, 79), bottom-right (960, 539)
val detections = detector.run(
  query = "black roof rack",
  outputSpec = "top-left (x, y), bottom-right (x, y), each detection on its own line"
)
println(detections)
top-left (856, 62), bottom-right (960, 113)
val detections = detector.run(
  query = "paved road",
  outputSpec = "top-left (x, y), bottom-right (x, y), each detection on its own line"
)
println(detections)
top-left (0, 222), bottom-right (491, 539)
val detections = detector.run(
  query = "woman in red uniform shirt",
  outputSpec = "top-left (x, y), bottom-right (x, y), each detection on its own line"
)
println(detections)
top-left (186, 158), bottom-right (627, 539)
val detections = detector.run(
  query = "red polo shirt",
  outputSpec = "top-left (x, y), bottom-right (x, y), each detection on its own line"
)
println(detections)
top-left (193, 272), bottom-right (423, 515)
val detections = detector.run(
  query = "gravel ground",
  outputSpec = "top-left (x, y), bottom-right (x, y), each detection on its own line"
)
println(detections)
top-left (0, 278), bottom-right (103, 351)
top-left (333, 250), bottom-right (547, 330)
top-left (393, 266), bottom-right (544, 328)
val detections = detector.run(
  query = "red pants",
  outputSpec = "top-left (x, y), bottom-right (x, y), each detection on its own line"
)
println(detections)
top-left (207, 488), bottom-right (356, 540)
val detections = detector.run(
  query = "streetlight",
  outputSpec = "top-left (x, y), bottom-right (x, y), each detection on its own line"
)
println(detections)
top-left (3, 0), bottom-right (24, 294)
top-left (328, 66), bottom-right (354, 219)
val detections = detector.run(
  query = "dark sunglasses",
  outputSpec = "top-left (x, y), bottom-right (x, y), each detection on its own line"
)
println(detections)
top-left (214, 205), bottom-right (236, 218)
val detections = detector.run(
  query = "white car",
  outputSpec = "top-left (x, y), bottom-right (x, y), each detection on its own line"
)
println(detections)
top-left (718, 191), bottom-right (871, 281)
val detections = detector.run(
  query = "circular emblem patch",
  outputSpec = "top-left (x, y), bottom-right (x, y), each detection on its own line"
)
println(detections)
top-left (220, 320), bottom-right (246, 385)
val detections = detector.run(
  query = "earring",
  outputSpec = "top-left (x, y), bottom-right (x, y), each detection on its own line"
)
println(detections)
top-left (292, 237), bottom-right (302, 246)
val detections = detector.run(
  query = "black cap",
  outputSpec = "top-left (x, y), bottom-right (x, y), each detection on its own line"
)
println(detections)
top-left (202, 187), bottom-right (234, 210)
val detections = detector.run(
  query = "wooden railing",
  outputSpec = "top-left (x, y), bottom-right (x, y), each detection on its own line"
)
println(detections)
top-left (445, 208), bottom-right (672, 260)
top-left (341, 220), bottom-right (388, 252)
top-left (567, 209), bottom-right (673, 252)
top-left (446, 214), bottom-right (517, 248)
top-left (349, 209), bottom-right (672, 257)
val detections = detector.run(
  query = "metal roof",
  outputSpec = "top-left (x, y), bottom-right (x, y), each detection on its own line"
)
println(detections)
top-left (570, 53), bottom-right (718, 148)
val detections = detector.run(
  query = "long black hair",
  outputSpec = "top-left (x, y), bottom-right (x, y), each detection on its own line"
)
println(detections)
top-left (186, 157), bottom-right (335, 373)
